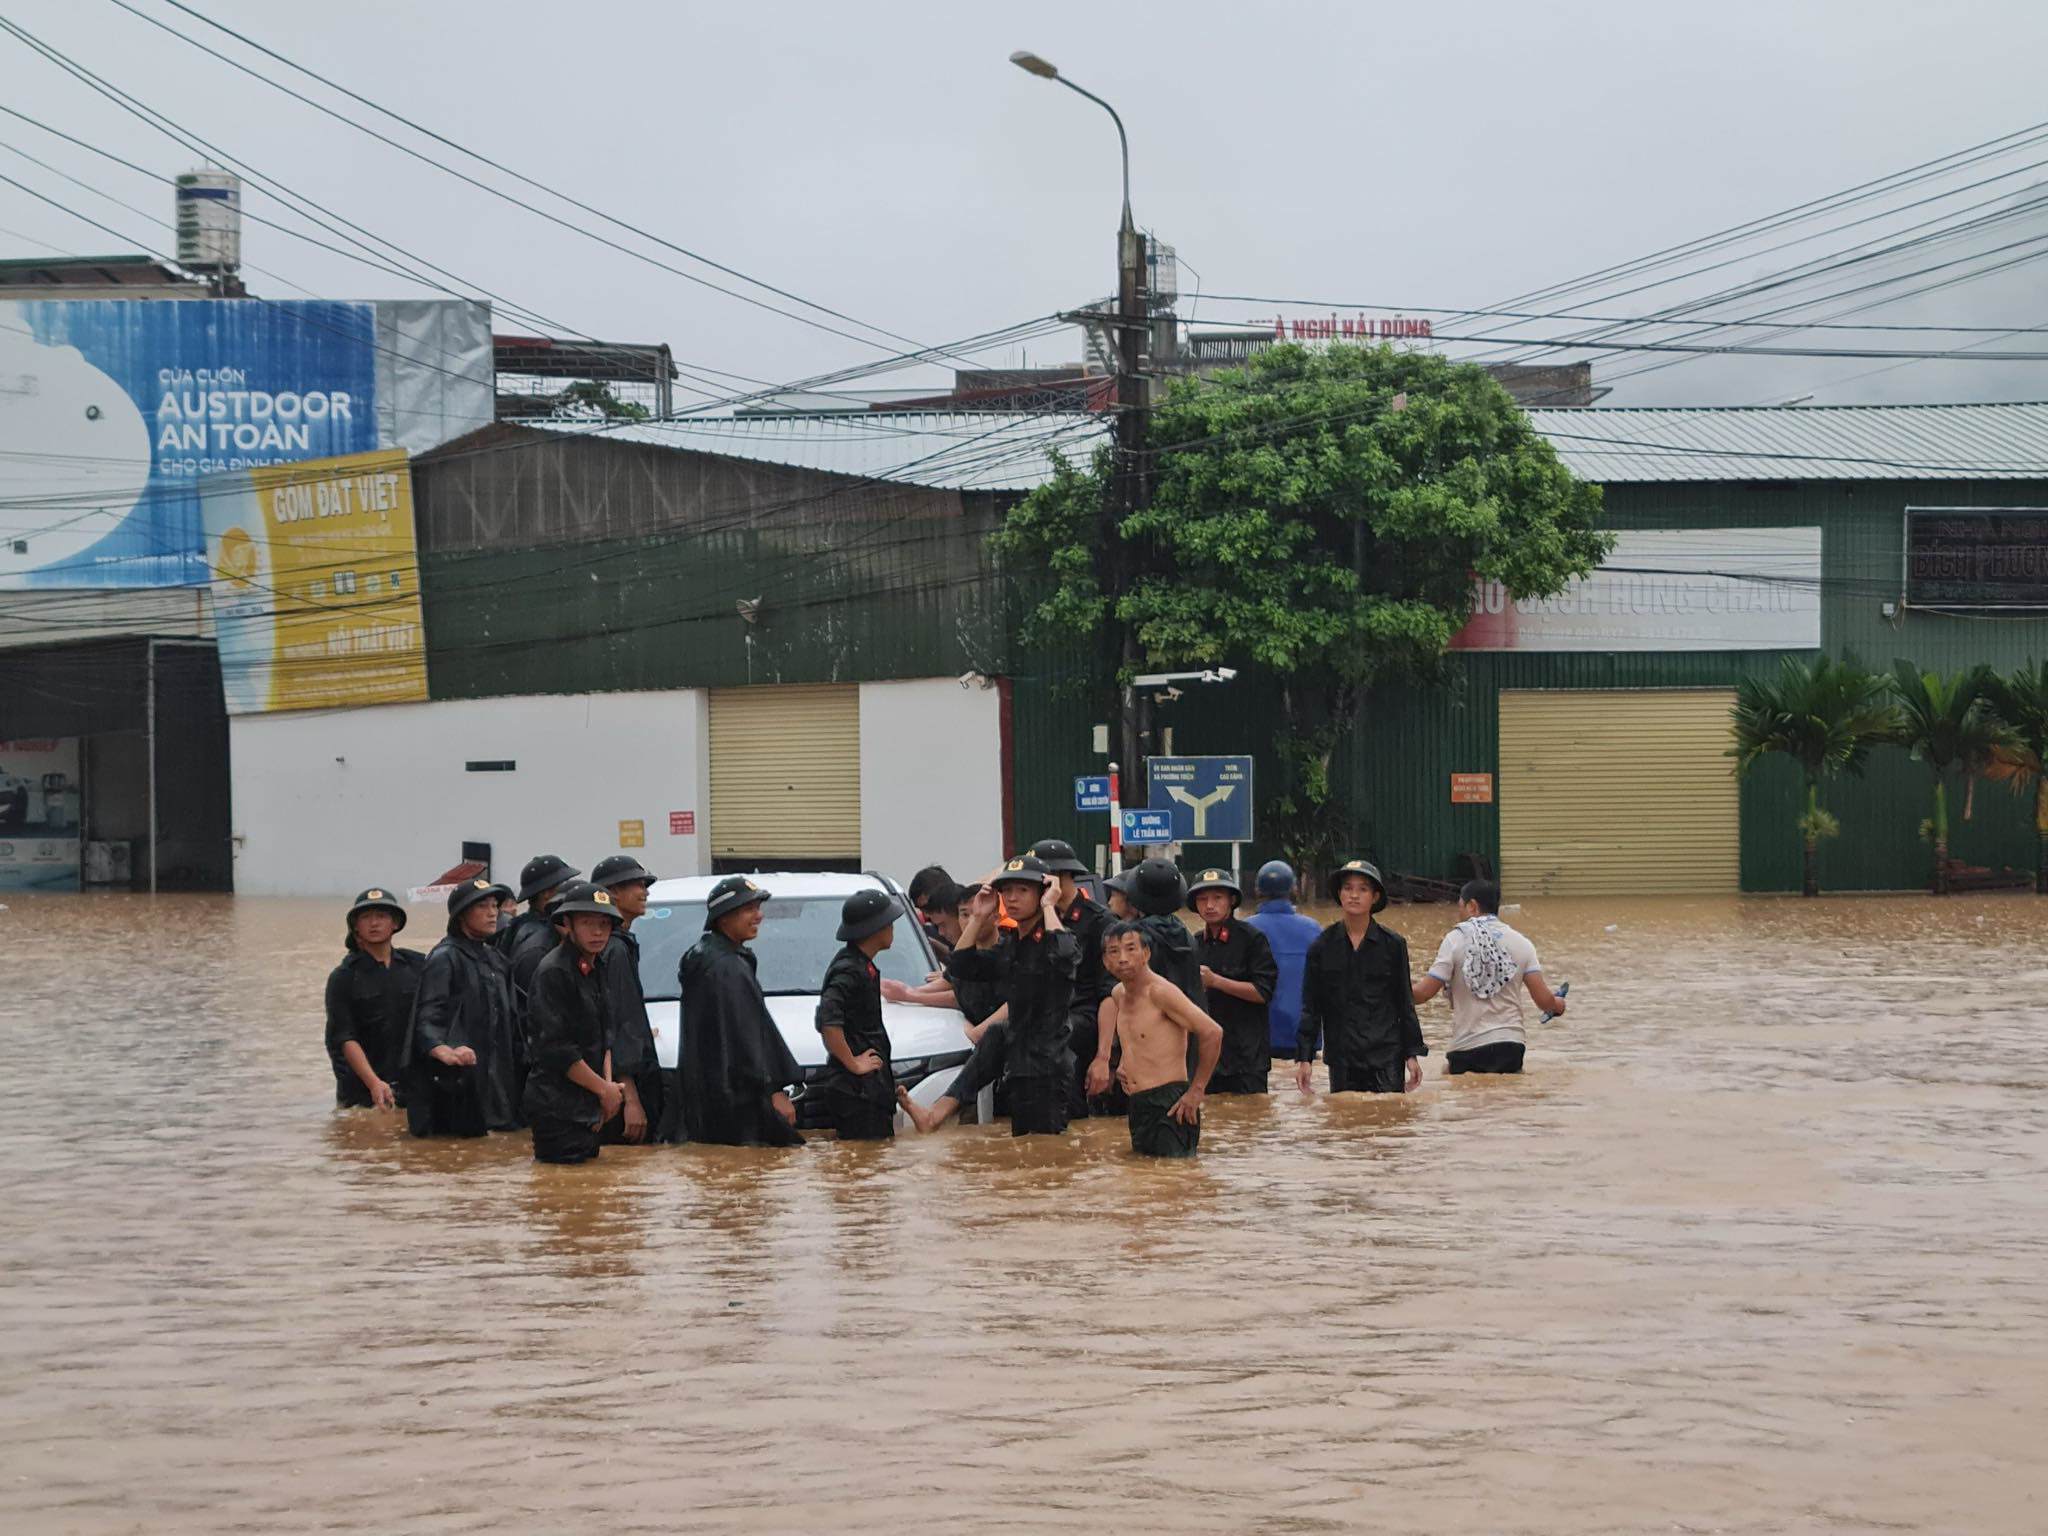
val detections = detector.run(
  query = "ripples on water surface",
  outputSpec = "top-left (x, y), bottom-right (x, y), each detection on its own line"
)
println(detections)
top-left (4, 892), bottom-right (2047, 1533)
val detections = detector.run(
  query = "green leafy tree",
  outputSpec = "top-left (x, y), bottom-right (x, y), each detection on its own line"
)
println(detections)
top-left (996, 344), bottom-right (1610, 879)
top-left (1984, 660), bottom-right (2048, 894)
top-left (1727, 654), bottom-right (1895, 897)
top-left (1887, 661), bottom-right (2013, 895)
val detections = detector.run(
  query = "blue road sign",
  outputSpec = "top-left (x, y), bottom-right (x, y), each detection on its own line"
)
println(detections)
top-left (1074, 775), bottom-right (1111, 812)
top-left (1147, 755), bottom-right (1255, 843)
top-left (1121, 807), bottom-right (1175, 844)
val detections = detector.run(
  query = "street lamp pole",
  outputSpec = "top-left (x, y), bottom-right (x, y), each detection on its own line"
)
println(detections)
top-left (1011, 51), bottom-right (1151, 861)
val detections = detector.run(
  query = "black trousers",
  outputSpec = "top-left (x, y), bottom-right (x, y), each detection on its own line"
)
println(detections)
top-left (1208, 1068), bottom-right (1269, 1095)
top-left (1327, 1058), bottom-right (1406, 1095)
top-left (1007, 1075), bottom-right (1069, 1137)
top-left (1127, 1081), bottom-right (1200, 1158)
top-left (403, 1063), bottom-right (489, 1138)
top-left (531, 1115), bottom-right (601, 1164)
top-left (818, 1066), bottom-right (897, 1141)
top-left (1447, 1042), bottom-right (1525, 1075)
top-left (600, 1066), bottom-right (668, 1145)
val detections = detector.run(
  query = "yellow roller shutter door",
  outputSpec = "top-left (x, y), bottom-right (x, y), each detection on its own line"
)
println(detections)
top-left (708, 684), bottom-right (861, 859)
top-left (1497, 689), bottom-right (1738, 897)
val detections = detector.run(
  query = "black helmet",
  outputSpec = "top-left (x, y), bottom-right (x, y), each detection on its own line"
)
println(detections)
top-left (989, 853), bottom-right (1052, 891)
top-left (551, 880), bottom-right (623, 924)
top-left (836, 888), bottom-right (904, 943)
top-left (704, 873), bottom-right (771, 928)
top-left (1127, 857), bottom-right (1186, 917)
top-left (589, 853), bottom-right (656, 889)
top-left (1185, 866), bottom-right (1241, 913)
top-left (517, 853), bottom-right (581, 903)
top-left (448, 875), bottom-right (513, 919)
top-left (1103, 871), bottom-right (1132, 897)
top-left (1326, 857), bottom-right (1388, 913)
top-left (1027, 837), bottom-right (1089, 875)
top-left (346, 886), bottom-right (407, 932)
top-left (1255, 859), bottom-right (1296, 899)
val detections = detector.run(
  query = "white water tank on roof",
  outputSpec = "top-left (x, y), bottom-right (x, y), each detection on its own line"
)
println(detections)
top-left (175, 168), bottom-right (241, 273)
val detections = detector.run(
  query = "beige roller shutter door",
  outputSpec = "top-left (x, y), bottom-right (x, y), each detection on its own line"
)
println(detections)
top-left (1498, 689), bottom-right (1738, 897)
top-left (708, 684), bottom-right (860, 859)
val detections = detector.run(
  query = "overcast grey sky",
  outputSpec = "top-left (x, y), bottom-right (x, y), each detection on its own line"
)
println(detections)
top-left (6, 0), bottom-right (2047, 407)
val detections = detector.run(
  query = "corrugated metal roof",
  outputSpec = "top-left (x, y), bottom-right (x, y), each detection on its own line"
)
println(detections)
top-left (527, 411), bottom-right (1107, 491)
top-left (1525, 401), bottom-right (2048, 481)
top-left (528, 400), bottom-right (2048, 490)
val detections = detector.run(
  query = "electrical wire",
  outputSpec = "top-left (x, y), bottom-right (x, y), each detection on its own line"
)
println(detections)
top-left (122, 0), bottom-right (982, 368)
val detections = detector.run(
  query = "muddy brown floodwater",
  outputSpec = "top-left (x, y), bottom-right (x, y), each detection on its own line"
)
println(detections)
top-left (4, 892), bottom-right (2048, 1534)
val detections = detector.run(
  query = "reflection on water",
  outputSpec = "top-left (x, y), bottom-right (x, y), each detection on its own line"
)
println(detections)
top-left (5, 890), bottom-right (2048, 1533)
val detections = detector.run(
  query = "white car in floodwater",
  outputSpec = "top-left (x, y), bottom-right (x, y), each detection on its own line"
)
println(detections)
top-left (631, 871), bottom-right (980, 1130)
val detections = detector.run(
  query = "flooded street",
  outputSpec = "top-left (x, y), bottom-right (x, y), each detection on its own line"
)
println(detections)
top-left (5, 891), bottom-right (2048, 1534)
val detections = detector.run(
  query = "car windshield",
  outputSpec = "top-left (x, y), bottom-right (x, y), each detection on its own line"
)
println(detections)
top-left (634, 895), bottom-right (934, 1000)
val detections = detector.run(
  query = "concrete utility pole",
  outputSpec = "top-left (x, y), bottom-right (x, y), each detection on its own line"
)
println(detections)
top-left (1011, 51), bottom-right (1151, 860)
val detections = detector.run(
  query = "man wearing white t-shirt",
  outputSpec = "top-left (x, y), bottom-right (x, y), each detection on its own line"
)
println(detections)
top-left (1411, 880), bottom-right (1566, 1074)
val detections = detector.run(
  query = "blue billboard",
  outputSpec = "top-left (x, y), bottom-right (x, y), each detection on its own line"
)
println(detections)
top-left (2, 300), bottom-right (384, 588)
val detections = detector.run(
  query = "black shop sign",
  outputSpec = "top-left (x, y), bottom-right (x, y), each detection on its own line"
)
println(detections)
top-left (1905, 506), bottom-right (2048, 610)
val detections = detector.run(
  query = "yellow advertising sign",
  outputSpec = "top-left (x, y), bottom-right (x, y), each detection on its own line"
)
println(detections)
top-left (619, 819), bottom-right (646, 848)
top-left (204, 449), bottom-right (428, 714)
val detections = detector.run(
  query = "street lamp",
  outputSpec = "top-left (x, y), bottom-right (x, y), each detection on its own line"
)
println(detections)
top-left (1008, 50), bottom-right (1132, 233)
top-left (1011, 49), bottom-right (1151, 861)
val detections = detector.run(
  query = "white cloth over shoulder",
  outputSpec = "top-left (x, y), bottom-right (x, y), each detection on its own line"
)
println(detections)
top-left (1429, 917), bottom-right (1542, 1055)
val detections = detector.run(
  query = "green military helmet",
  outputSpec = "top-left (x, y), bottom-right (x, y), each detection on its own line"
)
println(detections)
top-left (447, 875), bottom-right (513, 919)
top-left (589, 853), bottom-right (657, 890)
top-left (1326, 857), bottom-right (1388, 913)
top-left (1184, 866), bottom-right (1241, 913)
top-left (704, 873), bottom-right (772, 929)
top-left (550, 879), bottom-right (624, 924)
top-left (836, 888), bottom-right (905, 942)
top-left (345, 885), bottom-right (407, 932)
top-left (1027, 837), bottom-right (1089, 876)
top-left (516, 853), bottom-right (581, 902)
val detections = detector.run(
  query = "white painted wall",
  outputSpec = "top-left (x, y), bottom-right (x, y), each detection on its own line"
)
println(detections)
top-left (858, 677), bottom-right (1003, 885)
top-left (230, 690), bottom-right (712, 895)
top-left (232, 678), bottom-right (1004, 896)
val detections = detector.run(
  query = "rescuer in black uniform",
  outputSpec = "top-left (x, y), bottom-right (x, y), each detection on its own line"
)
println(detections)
top-left (402, 875), bottom-right (522, 1137)
top-left (678, 875), bottom-right (804, 1147)
top-left (499, 853), bottom-right (581, 961)
top-left (1029, 836), bottom-right (1114, 1117)
top-left (1126, 857), bottom-right (1202, 1006)
top-left (521, 881), bottom-right (627, 1164)
top-left (814, 888), bottom-right (905, 1140)
top-left (1293, 859), bottom-right (1427, 1096)
top-left (588, 853), bottom-right (666, 1145)
top-left (324, 886), bottom-right (426, 1110)
top-left (902, 855), bottom-right (1078, 1138)
top-left (1186, 867), bottom-right (1279, 1094)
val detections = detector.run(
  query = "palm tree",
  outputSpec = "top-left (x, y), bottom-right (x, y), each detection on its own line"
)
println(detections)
top-left (1985, 661), bottom-right (2048, 894)
top-left (1728, 655), bottom-right (1894, 897)
top-left (1887, 661), bottom-right (2013, 895)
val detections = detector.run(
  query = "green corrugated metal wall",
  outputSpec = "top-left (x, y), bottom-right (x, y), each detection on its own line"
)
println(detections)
top-left (422, 507), bottom-right (1011, 698)
top-left (418, 449), bottom-right (2048, 892)
top-left (1013, 477), bottom-right (2048, 891)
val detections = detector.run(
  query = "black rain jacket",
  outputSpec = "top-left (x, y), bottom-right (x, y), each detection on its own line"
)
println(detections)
top-left (678, 930), bottom-right (804, 1147)
top-left (1294, 919), bottom-right (1427, 1071)
top-left (947, 925), bottom-right (1078, 1082)
top-left (324, 946), bottom-right (426, 1106)
top-left (522, 941), bottom-right (610, 1128)
top-left (403, 930), bottom-right (523, 1133)
top-left (1196, 920), bottom-right (1279, 1083)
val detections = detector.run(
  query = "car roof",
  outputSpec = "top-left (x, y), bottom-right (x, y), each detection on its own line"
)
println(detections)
top-left (645, 871), bottom-right (902, 902)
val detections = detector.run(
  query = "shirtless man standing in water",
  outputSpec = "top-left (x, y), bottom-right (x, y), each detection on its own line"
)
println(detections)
top-left (1086, 921), bottom-right (1223, 1158)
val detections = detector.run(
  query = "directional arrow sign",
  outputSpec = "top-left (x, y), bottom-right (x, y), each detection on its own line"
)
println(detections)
top-left (1146, 755), bottom-right (1254, 843)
